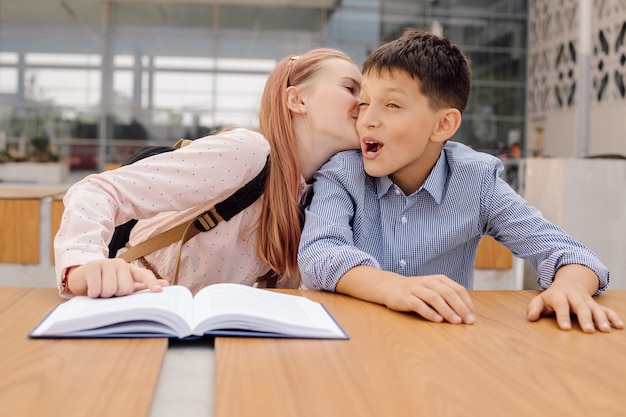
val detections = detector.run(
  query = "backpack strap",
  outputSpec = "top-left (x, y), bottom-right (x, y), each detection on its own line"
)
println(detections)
top-left (119, 157), bottom-right (269, 284)
top-left (107, 139), bottom-right (193, 259)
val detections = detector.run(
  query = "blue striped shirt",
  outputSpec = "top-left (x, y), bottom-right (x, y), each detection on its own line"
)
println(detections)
top-left (298, 141), bottom-right (609, 294)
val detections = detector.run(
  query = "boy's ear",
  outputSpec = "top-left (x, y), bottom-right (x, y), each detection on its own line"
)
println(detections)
top-left (286, 86), bottom-right (307, 115)
top-left (431, 108), bottom-right (462, 143)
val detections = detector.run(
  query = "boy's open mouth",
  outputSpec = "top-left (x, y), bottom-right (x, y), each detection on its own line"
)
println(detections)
top-left (364, 140), bottom-right (382, 154)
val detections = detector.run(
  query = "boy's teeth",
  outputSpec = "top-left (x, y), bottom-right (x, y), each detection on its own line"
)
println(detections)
top-left (365, 141), bottom-right (380, 153)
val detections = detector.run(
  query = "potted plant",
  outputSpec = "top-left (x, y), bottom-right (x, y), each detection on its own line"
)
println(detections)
top-left (0, 112), bottom-right (69, 184)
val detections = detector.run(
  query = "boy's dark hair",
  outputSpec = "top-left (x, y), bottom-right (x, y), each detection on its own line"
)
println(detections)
top-left (363, 28), bottom-right (471, 114)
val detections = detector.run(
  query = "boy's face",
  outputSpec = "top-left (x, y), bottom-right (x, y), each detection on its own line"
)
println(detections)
top-left (357, 69), bottom-right (447, 194)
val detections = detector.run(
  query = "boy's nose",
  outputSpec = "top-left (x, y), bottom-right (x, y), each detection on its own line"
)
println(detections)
top-left (358, 108), bottom-right (379, 129)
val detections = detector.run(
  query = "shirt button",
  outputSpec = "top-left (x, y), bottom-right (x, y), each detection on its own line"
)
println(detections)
top-left (401, 215), bottom-right (408, 224)
top-left (399, 259), bottom-right (407, 268)
top-left (395, 188), bottom-right (401, 195)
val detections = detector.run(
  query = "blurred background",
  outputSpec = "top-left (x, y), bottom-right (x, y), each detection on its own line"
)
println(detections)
top-left (1, 0), bottom-right (625, 289)
top-left (0, 0), bottom-right (528, 173)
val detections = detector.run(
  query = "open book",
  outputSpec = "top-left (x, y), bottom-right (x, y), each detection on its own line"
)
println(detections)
top-left (30, 283), bottom-right (347, 340)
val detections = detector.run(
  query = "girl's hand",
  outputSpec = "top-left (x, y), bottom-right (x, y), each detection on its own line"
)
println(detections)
top-left (68, 258), bottom-right (169, 298)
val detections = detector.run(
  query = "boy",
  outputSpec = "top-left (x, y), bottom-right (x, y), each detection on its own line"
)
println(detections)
top-left (298, 29), bottom-right (623, 333)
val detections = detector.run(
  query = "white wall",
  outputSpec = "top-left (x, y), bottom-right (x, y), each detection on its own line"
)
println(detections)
top-left (524, 158), bottom-right (626, 289)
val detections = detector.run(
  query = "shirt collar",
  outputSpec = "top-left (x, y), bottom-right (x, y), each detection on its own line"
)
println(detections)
top-left (421, 149), bottom-right (448, 204)
top-left (375, 175), bottom-right (395, 198)
top-left (298, 176), bottom-right (313, 208)
top-left (375, 148), bottom-right (448, 204)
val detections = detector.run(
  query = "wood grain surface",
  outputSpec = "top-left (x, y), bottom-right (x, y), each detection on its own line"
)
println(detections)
top-left (215, 290), bottom-right (626, 417)
top-left (0, 287), bottom-right (168, 417)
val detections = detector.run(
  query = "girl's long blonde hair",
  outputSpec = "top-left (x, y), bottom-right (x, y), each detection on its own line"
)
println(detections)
top-left (257, 48), bottom-right (355, 284)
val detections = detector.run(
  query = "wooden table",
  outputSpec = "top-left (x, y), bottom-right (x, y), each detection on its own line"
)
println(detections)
top-left (0, 287), bottom-right (167, 417)
top-left (3, 287), bottom-right (625, 417)
top-left (215, 290), bottom-right (626, 417)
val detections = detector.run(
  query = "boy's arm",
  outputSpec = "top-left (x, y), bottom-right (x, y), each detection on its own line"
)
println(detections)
top-left (298, 152), bottom-right (379, 291)
top-left (526, 264), bottom-right (623, 332)
top-left (484, 177), bottom-right (609, 294)
top-left (337, 266), bottom-right (476, 324)
top-left (479, 165), bottom-right (620, 331)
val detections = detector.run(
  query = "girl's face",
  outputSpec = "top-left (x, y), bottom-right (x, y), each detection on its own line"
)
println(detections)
top-left (297, 58), bottom-right (362, 154)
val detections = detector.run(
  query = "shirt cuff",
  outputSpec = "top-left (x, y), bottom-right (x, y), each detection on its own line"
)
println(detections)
top-left (60, 265), bottom-right (79, 297)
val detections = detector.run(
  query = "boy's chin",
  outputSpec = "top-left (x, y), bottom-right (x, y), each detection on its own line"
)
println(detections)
top-left (363, 161), bottom-right (387, 178)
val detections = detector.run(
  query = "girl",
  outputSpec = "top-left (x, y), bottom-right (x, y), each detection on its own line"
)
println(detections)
top-left (55, 48), bottom-right (362, 298)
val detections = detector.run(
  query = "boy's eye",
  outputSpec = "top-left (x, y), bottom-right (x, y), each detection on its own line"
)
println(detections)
top-left (358, 102), bottom-right (369, 107)
top-left (387, 103), bottom-right (400, 109)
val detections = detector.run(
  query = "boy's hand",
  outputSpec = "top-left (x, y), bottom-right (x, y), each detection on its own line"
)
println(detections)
top-left (337, 266), bottom-right (475, 324)
top-left (382, 274), bottom-right (476, 324)
top-left (68, 258), bottom-right (169, 298)
top-left (526, 265), bottom-right (624, 332)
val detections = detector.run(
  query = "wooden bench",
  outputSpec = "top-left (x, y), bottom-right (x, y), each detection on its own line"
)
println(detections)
top-left (475, 235), bottom-right (512, 269)
top-left (50, 194), bottom-right (65, 263)
top-left (0, 187), bottom-right (67, 264)
top-left (18, 189), bottom-right (513, 270)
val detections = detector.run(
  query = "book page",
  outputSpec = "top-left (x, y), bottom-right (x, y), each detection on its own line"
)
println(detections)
top-left (191, 283), bottom-right (346, 338)
top-left (31, 285), bottom-right (194, 338)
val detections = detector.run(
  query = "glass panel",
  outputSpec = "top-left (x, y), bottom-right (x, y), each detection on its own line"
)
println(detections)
top-left (381, 15), bottom-right (527, 48)
top-left (465, 49), bottom-right (526, 83)
top-left (0, 1), bottom-right (103, 169)
top-left (154, 57), bottom-right (215, 70)
top-left (458, 117), bottom-right (526, 155)
top-left (142, 70), bottom-right (150, 111)
top-left (0, 68), bottom-right (18, 94)
top-left (23, 68), bottom-right (100, 107)
top-left (442, 20), bottom-right (527, 50)
top-left (462, 84), bottom-right (526, 150)
top-left (216, 73), bottom-right (267, 109)
top-left (342, 0), bottom-right (380, 5)
top-left (382, 0), bottom-right (527, 16)
top-left (0, 52), bottom-right (19, 64)
top-left (110, 3), bottom-right (213, 29)
top-left (110, 3), bottom-right (214, 57)
top-left (114, 55), bottom-right (135, 67)
top-left (113, 71), bottom-right (133, 97)
top-left (210, 110), bottom-right (259, 129)
top-left (216, 37), bottom-right (318, 60)
top-left (0, 0), bottom-right (101, 26)
top-left (379, 1), bottom-right (528, 153)
top-left (113, 70), bottom-right (134, 106)
top-left (152, 71), bottom-right (213, 110)
top-left (217, 58), bottom-right (276, 72)
top-left (326, 8), bottom-right (379, 43)
top-left (25, 53), bottom-right (101, 66)
top-left (0, 0), bottom-right (529, 165)
top-left (108, 2), bottom-right (217, 145)
top-left (219, 5), bottom-right (321, 32)
top-left (469, 83), bottom-right (526, 116)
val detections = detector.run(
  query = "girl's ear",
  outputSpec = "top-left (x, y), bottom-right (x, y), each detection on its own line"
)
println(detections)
top-left (286, 86), bottom-right (307, 115)
top-left (431, 108), bottom-right (462, 143)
